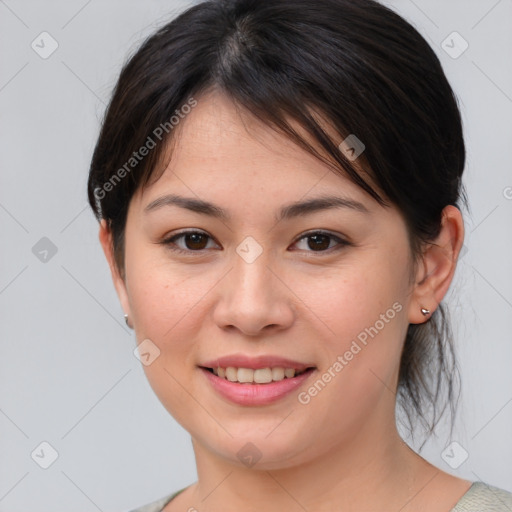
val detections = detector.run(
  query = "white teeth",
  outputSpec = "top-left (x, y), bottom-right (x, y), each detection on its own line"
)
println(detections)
top-left (237, 368), bottom-right (253, 383)
top-left (284, 368), bottom-right (296, 378)
top-left (271, 367), bottom-right (285, 380)
top-left (226, 367), bottom-right (238, 382)
top-left (211, 366), bottom-right (302, 384)
top-left (254, 368), bottom-right (272, 384)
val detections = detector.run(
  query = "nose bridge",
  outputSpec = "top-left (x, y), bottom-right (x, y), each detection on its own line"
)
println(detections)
top-left (212, 239), bottom-right (294, 334)
top-left (233, 246), bottom-right (274, 300)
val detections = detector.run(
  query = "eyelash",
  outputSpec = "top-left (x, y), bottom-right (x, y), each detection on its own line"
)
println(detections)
top-left (159, 230), bottom-right (351, 256)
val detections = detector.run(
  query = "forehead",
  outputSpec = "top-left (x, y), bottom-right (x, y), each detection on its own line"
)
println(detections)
top-left (136, 90), bottom-right (375, 208)
top-left (174, 92), bottom-right (326, 174)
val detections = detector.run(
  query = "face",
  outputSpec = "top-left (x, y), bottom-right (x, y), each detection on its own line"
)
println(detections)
top-left (110, 91), bottom-right (421, 469)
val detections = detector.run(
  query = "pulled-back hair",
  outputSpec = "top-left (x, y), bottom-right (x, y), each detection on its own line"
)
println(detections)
top-left (87, 0), bottom-right (467, 445)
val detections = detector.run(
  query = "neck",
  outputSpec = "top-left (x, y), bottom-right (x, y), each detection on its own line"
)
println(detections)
top-left (189, 415), bottom-right (434, 511)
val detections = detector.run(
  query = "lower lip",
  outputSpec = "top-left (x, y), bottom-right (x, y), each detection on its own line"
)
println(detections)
top-left (200, 367), bottom-right (316, 406)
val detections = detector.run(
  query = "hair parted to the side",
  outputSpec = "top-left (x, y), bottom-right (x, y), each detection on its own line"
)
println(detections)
top-left (87, 0), bottom-right (467, 446)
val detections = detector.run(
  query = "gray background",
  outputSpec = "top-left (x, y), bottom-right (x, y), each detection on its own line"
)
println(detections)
top-left (1, 0), bottom-right (511, 510)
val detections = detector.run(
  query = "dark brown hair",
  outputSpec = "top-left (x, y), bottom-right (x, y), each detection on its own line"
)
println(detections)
top-left (87, 0), bottom-right (467, 445)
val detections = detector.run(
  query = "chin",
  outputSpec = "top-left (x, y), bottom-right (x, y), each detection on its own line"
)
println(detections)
top-left (195, 430), bottom-right (317, 471)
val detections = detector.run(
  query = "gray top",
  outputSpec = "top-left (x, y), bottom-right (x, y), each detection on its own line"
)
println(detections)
top-left (127, 481), bottom-right (512, 512)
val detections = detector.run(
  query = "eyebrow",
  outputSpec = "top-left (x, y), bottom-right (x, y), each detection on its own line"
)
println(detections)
top-left (143, 193), bottom-right (370, 221)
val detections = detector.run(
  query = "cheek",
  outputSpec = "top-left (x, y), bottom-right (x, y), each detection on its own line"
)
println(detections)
top-left (296, 256), bottom-right (407, 348)
top-left (294, 256), bottom-right (409, 408)
top-left (130, 272), bottom-right (194, 337)
top-left (125, 255), bottom-right (211, 426)
top-left (125, 242), bottom-right (208, 342)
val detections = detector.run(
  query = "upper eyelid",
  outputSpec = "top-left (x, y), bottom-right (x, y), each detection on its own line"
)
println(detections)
top-left (291, 231), bottom-right (348, 251)
top-left (165, 229), bottom-right (220, 245)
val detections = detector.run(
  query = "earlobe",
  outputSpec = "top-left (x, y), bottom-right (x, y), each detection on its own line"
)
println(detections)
top-left (98, 219), bottom-right (132, 324)
top-left (408, 205), bottom-right (465, 325)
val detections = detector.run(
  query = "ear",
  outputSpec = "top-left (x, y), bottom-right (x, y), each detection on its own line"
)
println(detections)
top-left (98, 219), bottom-right (132, 324)
top-left (408, 205), bottom-right (465, 324)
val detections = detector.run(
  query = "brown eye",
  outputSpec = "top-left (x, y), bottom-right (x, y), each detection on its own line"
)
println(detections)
top-left (292, 231), bottom-right (350, 253)
top-left (161, 230), bottom-right (219, 254)
top-left (306, 234), bottom-right (331, 251)
top-left (182, 232), bottom-right (209, 250)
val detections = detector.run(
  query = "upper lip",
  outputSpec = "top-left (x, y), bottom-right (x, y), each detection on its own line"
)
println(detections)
top-left (201, 354), bottom-right (315, 371)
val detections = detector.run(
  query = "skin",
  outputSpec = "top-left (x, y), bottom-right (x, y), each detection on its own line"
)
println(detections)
top-left (100, 90), bottom-right (470, 512)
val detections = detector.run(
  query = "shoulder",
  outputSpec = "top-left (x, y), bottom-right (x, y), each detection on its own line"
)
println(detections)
top-left (451, 481), bottom-right (512, 511)
top-left (126, 489), bottom-right (183, 512)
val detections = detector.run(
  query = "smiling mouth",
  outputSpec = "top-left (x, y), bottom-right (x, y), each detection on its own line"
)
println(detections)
top-left (201, 366), bottom-right (316, 384)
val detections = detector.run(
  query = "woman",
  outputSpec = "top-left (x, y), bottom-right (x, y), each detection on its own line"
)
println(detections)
top-left (87, 0), bottom-right (512, 510)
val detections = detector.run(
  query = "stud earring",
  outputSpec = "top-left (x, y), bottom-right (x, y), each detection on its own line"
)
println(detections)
top-left (420, 307), bottom-right (431, 316)
top-left (124, 313), bottom-right (133, 329)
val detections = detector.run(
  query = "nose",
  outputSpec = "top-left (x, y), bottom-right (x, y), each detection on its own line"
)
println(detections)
top-left (212, 249), bottom-right (295, 337)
